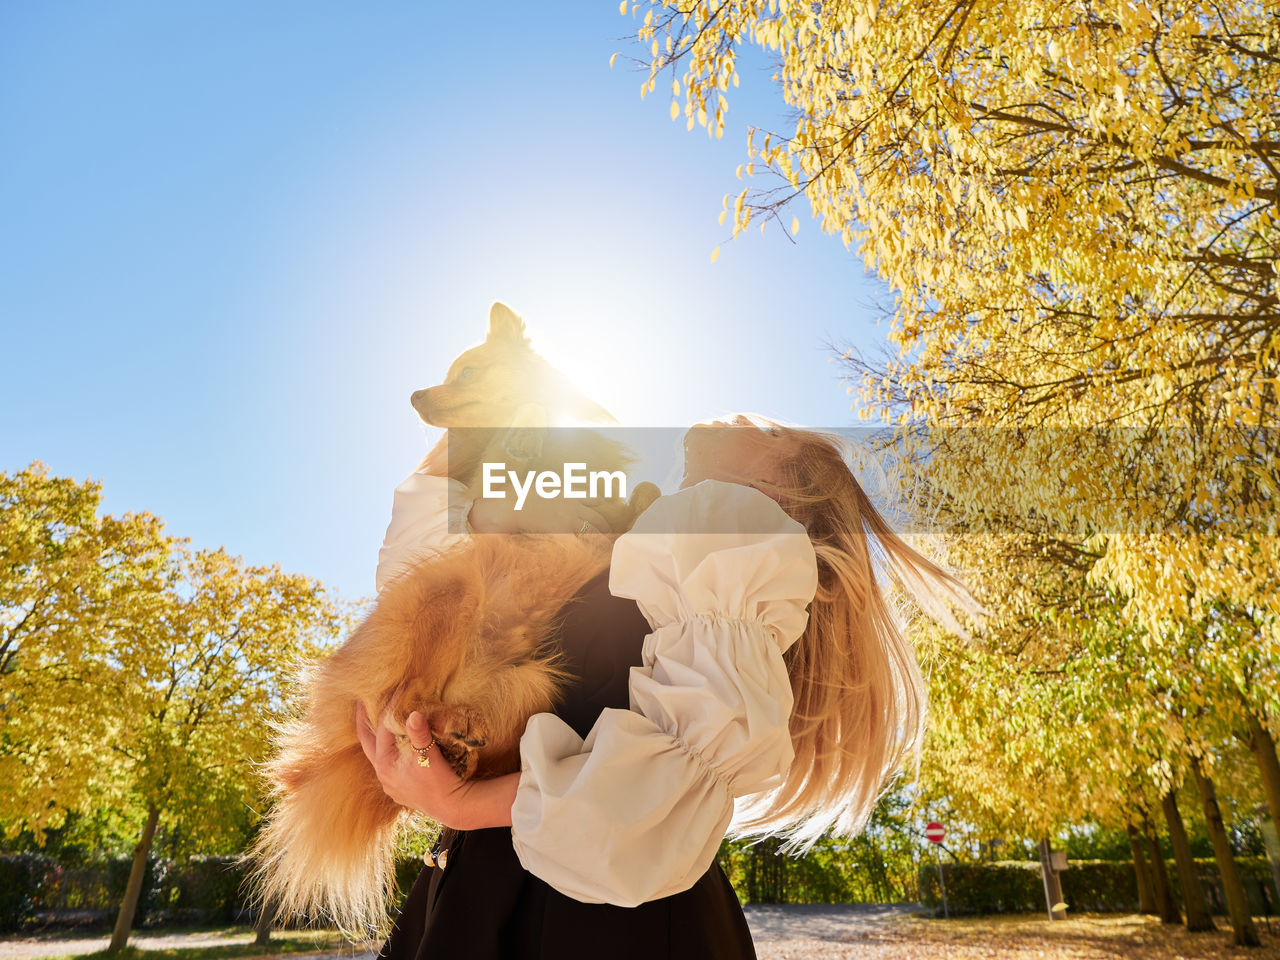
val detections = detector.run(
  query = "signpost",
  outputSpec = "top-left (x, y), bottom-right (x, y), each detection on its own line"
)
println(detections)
top-left (926, 821), bottom-right (949, 918)
top-left (1037, 838), bottom-right (1069, 920)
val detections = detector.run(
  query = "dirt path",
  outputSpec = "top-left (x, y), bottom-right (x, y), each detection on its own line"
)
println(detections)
top-left (0, 906), bottom-right (918, 960)
top-left (745, 903), bottom-right (921, 942)
top-left (4, 908), bottom-right (1277, 960)
top-left (0, 932), bottom-right (376, 960)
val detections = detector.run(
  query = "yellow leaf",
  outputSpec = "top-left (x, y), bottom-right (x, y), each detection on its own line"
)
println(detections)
top-left (670, 100), bottom-right (679, 120)
top-left (711, 246), bottom-right (720, 262)
top-left (610, 52), bottom-right (619, 69)
top-left (791, 215), bottom-right (800, 235)
top-left (619, 0), bottom-right (626, 13)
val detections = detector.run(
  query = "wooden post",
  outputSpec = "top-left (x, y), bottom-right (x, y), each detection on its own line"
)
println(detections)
top-left (934, 845), bottom-right (949, 918)
top-left (1037, 838), bottom-right (1067, 921)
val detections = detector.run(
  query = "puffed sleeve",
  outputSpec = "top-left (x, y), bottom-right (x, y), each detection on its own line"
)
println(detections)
top-left (509, 479), bottom-right (818, 906)
top-left (374, 470), bottom-right (474, 594)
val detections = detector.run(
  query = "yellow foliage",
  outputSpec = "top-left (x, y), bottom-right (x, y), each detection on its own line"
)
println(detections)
top-left (0, 463), bottom-right (346, 848)
top-left (620, 0), bottom-right (1280, 833)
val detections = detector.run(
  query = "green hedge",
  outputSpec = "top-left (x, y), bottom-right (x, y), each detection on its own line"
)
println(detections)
top-left (13, 850), bottom-right (1277, 929)
top-left (917, 857), bottom-right (1278, 916)
top-left (1173, 857), bottom-right (1278, 917)
top-left (155, 856), bottom-right (251, 923)
top-left (917, 860), bottom-right (1046, 915)
top-left (0, 855), bottom-right (56, 931)
top-left (8, 853), bottom-right (441, 932)
top-left (37, 856), bottom-right (160, 914)
top-left (4, 853), bottom-right (232, 931)
top-left (715, 836), bottom-right (923, 904)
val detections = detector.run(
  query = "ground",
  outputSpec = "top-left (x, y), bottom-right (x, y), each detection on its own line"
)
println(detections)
top-left (2, 907), bottom-right (1278, 959)
top-left (750, 908), bottom-right (1280, 958)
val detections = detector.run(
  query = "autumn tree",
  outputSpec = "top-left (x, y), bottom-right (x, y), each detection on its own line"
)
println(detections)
top-left (0, 463), bottom-right (170, 839)
top-left (621, 0), bottom-right (1278, 416)
top-left (0, 463), bottom-right (345, 949)
top-left (617, 2), bottom-right (1277, 940)
top-left (104, 546), bottom-right (342, 951)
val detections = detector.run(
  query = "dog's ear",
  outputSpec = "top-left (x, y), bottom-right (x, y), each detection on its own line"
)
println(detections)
top-left (487, 302), bottom-right (527, 344)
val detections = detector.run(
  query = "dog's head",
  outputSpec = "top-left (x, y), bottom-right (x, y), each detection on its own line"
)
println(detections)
top-left (411, 302), bottom-right (615, 428)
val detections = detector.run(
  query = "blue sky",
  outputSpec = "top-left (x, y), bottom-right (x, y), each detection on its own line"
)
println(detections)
top-left (1, 2), bottom-right (890, 603)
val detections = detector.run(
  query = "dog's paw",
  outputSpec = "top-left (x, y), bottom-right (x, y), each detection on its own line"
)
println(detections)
top-left (501, 426), bottom-right (544, 463)
top-left (501, 403), bottom-right (548, 461)
top-left (422, 704), bottom-right (488, 779)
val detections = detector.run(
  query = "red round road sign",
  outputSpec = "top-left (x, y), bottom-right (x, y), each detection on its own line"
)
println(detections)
top-left (925, 822), bottom-right (945, 844)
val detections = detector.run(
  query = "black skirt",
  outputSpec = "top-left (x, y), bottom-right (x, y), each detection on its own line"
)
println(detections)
top-left (377, 569), bottom-right (757, 960)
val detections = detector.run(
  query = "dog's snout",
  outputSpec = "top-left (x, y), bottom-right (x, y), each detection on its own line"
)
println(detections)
top-left (411, 389), bottom-right (427, 407)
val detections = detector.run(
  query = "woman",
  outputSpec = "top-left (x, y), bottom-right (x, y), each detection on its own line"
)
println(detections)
top-left (357, 415), bottom-right (981, 958)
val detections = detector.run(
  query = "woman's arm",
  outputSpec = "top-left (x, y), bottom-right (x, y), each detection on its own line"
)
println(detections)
top-left (507, 480), bottom-right (819, 906)
top-left (375, 469), bottom-right (612, 592)
top-left (365, 480), bottom-right (816, 897)
top-left (375, 472), bottom-right (474, 593)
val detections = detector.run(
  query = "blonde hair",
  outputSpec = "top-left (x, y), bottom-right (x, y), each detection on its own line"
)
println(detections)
top-left (727, 417), bottom-right (985, 851)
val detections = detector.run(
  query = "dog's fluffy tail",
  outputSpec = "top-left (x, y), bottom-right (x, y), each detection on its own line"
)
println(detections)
top-left (240, 706), bottom-right (404, 937)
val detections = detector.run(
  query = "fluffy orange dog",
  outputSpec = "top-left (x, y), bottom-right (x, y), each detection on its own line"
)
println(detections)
top-left (244, 304), bottom-right (656, 934)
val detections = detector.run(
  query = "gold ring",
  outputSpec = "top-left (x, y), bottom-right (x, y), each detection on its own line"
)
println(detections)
top-left (415, 737), bottom-right (437, 768)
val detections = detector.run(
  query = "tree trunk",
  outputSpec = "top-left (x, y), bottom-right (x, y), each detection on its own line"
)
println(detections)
top-left (1161, 787), bottom-right (1216, 931)
top-left (1143, 815), bottom-right (1182, 924)
top-left (1128, 823), bottom-right (1157, 914)
top-left (1250, 716), bottom-right (1280, 848)
top-left (108, 804), bottom-right (160, 953)
top-left (1190, 756), bottom-right (1261, 947)
top-left (253, 907), bottom-right (273, 946)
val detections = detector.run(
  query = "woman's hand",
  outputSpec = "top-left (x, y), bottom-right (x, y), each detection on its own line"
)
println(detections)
top-left (354, 700), bottom-right (519, 831)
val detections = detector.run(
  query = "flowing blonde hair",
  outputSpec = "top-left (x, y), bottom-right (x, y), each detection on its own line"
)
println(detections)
top-left (727, 416), bottom-right (986, 851)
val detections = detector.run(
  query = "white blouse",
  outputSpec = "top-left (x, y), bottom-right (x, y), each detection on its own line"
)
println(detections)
top-left (374, 471), bottom-right (474, 594)
top-left (375, 471), bottom-right (818, 907)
